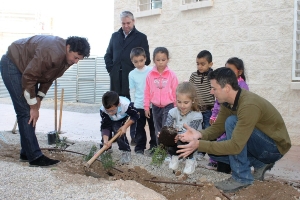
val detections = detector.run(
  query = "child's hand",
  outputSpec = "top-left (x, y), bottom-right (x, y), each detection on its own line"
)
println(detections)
top-left (209, 119), bottom-right (215, 125)
top-left (118, 126), bottom-right (127, 136)
top-left (145, 110), bottom-right (150, 118)
top-left (174, 134), bottom-right (179, 143)
top-left (104, 141), bottom-right (112, 148)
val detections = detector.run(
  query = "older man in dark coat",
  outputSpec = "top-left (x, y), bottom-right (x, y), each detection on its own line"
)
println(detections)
top-left (104, 10), bottom-right (151, 99)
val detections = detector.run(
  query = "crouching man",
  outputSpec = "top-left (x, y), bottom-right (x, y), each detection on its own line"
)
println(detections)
top-left (177, 67), bottom-right (291, 193)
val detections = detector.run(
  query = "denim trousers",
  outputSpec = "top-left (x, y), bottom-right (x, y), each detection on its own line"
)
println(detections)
top-left (100, 119), bottom-right (131, 152)
top-left (0, 54), bottom-right (43, 162)
top-left (209, 115), bottom-right (283, 184)
top-left (133, 108), bottom-right (156, 152)
top-left (152, 103), bottom-right (174, 145)
top-left (202, 109), bottom-right (212, 129)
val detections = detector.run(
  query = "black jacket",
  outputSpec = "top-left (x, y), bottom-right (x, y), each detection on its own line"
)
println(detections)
top-left (104, 26), bottom-right (151, 98)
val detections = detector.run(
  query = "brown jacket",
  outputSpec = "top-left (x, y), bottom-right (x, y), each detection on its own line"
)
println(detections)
top-left (7, 35), bottom-right (70, 98)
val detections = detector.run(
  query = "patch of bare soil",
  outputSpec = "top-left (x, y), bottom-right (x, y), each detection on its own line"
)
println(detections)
top-left (0, 142), bottom-right (299, 200)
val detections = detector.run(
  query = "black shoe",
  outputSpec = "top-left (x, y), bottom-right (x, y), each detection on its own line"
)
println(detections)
top-left (217, 161), bottom-right (232, 174)
top-left (19, 154), bottom-right (29, 162)
top-left (29, 155), bottom-right (60, 167)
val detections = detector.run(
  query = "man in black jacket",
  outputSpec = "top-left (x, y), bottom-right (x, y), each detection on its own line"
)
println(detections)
top-left (104, 11), bottom-right (151, 145)
top-left (104, 10), bottom-right (151, 99)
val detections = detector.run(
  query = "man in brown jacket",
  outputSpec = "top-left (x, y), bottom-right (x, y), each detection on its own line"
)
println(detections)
top-left (177, 67), bottom-right (291, 193)
top-left (0, 35), bottom-right (90, 167)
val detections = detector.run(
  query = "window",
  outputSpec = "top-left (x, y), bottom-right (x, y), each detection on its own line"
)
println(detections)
top-left (180, 0), bottom-right (213, 11)
top-left (138, 0), bottom-right (162, 12)
top-left (136, 0), bottom-right (162, 18)
top-left (292, 0), bottom-right (300, 81)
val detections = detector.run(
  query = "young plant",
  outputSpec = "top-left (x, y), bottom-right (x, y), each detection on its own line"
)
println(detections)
top-left (84, 145), bottom-right (97, 161)
top-left (151, 144), bottom-right (168, 166)
top-left (55, 131), bottom-right (69, 150)
top-left (100, 152), bottom-right (115, 171)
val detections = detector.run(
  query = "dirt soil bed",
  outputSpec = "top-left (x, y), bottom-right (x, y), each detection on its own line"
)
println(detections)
top-left (0, 141), bottom-right (299, 200)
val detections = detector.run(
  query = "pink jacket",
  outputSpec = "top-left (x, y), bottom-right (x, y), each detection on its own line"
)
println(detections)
top-left (144, 66), bottom-right (178, 111)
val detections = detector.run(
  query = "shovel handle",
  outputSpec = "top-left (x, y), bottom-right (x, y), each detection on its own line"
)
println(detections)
top-left (84, 117), bottom-right (131, 168)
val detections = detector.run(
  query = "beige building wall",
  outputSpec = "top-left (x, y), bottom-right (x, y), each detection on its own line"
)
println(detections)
top-left (113, 0), bottom-right (300, 145)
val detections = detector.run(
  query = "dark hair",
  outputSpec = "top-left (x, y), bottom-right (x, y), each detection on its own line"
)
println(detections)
top-left (226, 57), bottom-right (246, 81)
top-left (197, 50), bottom-right (212, 63)
top-left (130, 47), bottom-right (146, 59)
top-left (153, 47), bottom-right (169, 60)
top-left (102, 91), bottom-right (120, 109)
top-left (208, 67), bottom-right (239, 91)
top-left (66, 36), bottom-right (90, 58)
top-left (176, 82), bottom-right (200, 112)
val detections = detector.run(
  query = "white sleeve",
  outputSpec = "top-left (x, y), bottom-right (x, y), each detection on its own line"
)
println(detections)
top-left (130, 89), bottom-right (135, 102)
top-left (24, 90), bottom-right (37, 105)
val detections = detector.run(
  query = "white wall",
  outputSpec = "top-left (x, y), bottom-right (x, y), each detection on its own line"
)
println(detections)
top-left (114, 0), bottom-right (300, 145)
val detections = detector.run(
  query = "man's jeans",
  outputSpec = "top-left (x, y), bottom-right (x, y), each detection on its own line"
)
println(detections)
top-left (209, 115), bottom-right (283, 184)
top-left (0, 54), bottom-right (42, 162)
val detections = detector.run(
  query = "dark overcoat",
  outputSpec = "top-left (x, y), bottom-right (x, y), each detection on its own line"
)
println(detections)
top-left (104, 26), bottom-right (151, 98)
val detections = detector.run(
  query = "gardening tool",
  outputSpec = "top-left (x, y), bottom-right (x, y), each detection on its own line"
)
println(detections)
top-left (84, 117), bottom-right (131, 178)
top-left (12, 118), bottom-right (18, 134)
top-left (47, 80), bottom-right (58, 145)
top-left (58, 88), bottom-right (64, 133)
top-left (54, 79), bottom-right (57, 132)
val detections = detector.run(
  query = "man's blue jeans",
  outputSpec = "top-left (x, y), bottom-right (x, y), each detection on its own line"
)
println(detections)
top-left (209, 115), bottom-right (283, 184)
top-left (0, 54), bottom-right (43, 162)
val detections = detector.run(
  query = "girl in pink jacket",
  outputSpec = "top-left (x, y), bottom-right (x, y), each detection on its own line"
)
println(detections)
top-left (144, 47), bottom-right (178, 155)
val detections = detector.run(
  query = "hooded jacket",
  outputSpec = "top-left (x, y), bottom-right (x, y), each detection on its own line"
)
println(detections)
top-left (144, 66), bottom-right (178, 111)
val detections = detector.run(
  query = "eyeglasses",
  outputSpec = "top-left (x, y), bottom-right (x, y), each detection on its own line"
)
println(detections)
top-left (105, 108), bottom-right (118, 114)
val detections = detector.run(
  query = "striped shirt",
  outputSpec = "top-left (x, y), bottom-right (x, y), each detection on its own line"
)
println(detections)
top-left (189, 69), bottom-right (215, 110)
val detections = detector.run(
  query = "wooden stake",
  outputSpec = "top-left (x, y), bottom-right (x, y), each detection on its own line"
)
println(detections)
top-left (58, 88), bottom-right (64, 132)
top-left (54, 80), bottom-right (57, 131)
top-left (12, 118), bottom-right (18, 134)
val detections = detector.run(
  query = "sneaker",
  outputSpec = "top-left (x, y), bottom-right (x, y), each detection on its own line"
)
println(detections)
top-left (183, 158), bottom-right (197, 174)
top-left (193, 152), bottom-right (204, 161)
top-left (120, 151), bottom-right (131, 163)
top-left (253, 163), bottom-right (275, 181)
top-left (214, 177), bottom-right (251, 193)
top-left (169, 155), bottom-right (179, 170)
top-left (19, 154), bottom-right (28, 162)
top-left (205, 162), bottom-right (217, 170)
top-left (29, 155), bottom-right (60, 167)
top-left (135, 150), bottom-right (144, 155)
top-left (164, 154), bottom-right (171, 162)
top-left (144, 147), bottom-right (155, 157)
top-left (130, 140), bottom-right (137, 146)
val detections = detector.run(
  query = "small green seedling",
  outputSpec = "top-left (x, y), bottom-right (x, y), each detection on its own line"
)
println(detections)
top-left (55, 132), bottom-right (68, 150)
top-left (151, 144), bottom-right (168, 166)
top-left (100, 152), bottom-right (115, 171)
top-left (84, 145), bottom-right (97, 161)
